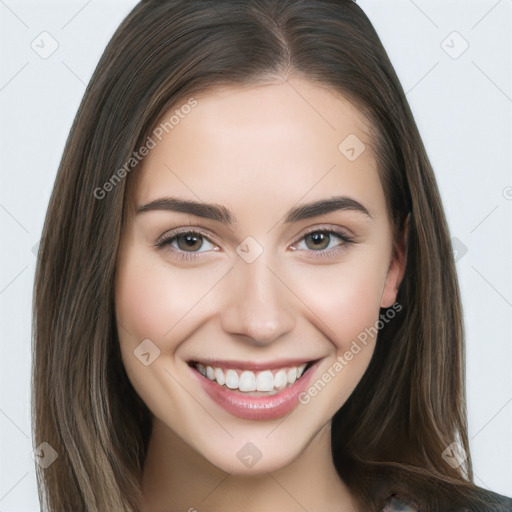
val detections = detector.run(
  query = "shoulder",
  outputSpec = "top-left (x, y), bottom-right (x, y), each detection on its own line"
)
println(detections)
top-left (465, 488), bottom-right (512, 512)
top-left (379, 495), bottom-right (417, 512)
top-left (380, 488), bottom-right (512, 512)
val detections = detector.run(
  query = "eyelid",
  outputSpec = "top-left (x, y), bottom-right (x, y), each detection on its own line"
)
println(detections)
top-left (155, 227), bottom-right (219, 248)
top-left (154, 228), bottom-right (221, 262)
top-left (155, 223), bottom-right (355, 260)
top-left (286, 229), bottom-right (354, 263)
top-left (290, 224), bottom-right (355, 246)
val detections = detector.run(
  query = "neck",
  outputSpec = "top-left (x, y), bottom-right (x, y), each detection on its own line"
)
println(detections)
top-left (141, 418), bottom-right (361, 512)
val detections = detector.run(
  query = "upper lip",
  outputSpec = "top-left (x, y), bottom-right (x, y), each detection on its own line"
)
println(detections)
top-left (188, 358), bottom-right (319, 371)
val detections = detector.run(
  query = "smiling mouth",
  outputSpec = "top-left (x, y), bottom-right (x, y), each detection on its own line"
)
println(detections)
top-left (188, 360), bottom-right (316, 396)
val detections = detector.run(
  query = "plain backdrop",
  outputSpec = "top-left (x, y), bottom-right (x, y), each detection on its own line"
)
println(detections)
top-left (0, 0), bottom-right (511, 509)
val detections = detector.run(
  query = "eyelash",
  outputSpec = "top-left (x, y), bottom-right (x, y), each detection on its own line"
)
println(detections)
top-left (291, 228), bottom-right (355, 259)
top-left (155, 228), bottom-right (218, 261)
top-left (155, 227), bottom-right (355, 261)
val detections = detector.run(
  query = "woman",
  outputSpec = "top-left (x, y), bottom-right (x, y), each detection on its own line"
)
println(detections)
top-left (32, 0), bottom-right (512, 510)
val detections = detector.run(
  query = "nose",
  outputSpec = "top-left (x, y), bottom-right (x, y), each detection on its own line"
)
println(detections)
top-left (219, 255), bottom-right (296, 346)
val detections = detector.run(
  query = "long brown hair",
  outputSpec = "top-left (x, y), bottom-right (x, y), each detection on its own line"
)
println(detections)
top-left (32, 1), bottom-right (488, 510)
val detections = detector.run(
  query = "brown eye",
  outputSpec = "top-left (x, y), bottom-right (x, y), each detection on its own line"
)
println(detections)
top-left (293, 229), bottom-right (354, 256)
top-left (304, 232), bottom-right (331, 250)
top-left (175, 233), bottom-right (204, 252)
top-left (156, 231), bottom-right (217, 256)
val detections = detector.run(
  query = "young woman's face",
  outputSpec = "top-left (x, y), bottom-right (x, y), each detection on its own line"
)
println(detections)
top-left (115, 78), bottom-right (403, 474)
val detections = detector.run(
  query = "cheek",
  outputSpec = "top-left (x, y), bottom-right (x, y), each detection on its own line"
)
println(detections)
top-left (115, 248), bottom-right (222, 347)
top-left (114, 247), bottom-right (224, 420)
top-left (286, 255), bottom-right (388, 412)
top-left (287, 252), bottom-right (387, 351)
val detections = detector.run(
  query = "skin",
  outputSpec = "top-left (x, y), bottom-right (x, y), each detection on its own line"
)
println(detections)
top-left (115, 77), bottom-right (405, 512)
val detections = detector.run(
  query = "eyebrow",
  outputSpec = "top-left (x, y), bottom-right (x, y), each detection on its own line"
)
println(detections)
top-left (136, 196), bottom-right (372, 223)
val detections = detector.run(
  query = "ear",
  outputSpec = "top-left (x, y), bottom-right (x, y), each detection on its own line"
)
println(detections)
top-left (380, 215), bottom-right (408, 308)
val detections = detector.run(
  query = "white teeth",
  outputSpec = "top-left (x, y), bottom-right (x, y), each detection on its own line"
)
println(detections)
top-left (273, 370), bottom-right (287, 390)
top-left (256, 370), bottom-right (274, 392)
top-left (225, 369), bottom-right (239, 389)
top-left (239, 371), bottom-right (257, 392)
top-left (287, 367), bottom-right (297, 385)
top-left (196, 362), bottom-right (311, 393)
top-left (214, 367), bottom-right (225, 386)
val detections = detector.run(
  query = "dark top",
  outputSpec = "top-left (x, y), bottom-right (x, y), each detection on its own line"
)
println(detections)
top-left (380, 489), bottom-right (512, 512)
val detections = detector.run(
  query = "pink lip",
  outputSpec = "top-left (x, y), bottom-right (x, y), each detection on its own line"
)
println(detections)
top-left (190, 360), bottom-right (320, 421)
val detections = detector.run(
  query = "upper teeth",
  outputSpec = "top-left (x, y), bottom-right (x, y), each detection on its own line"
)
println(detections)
top-left (195, 363), bottom-right (307, 392)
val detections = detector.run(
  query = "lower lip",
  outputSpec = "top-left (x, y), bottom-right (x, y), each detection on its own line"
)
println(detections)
top-left (190, 362), bottom-right (319, 421)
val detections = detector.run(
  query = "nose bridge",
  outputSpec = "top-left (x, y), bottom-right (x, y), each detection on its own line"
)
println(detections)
top-left (219, 251), bottom-right (296, 345)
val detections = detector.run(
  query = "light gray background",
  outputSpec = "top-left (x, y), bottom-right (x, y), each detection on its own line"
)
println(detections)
top-left (1, 0), bottom-right (511, 509)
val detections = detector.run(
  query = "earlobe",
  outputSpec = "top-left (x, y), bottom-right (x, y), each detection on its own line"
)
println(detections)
top-left (380, 215), bottom-right (409, 308)
top-left (380, 265), bottom-right (401, 308)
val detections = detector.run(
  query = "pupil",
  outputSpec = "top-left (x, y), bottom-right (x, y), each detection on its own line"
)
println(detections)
top-left (306, 232), bottom-right (329, 250)
top-left (177, 234), bottom-right (202, 251)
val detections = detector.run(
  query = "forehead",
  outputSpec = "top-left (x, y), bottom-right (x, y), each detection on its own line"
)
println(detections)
top-left (130, 79), bottom-right (386, 221)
